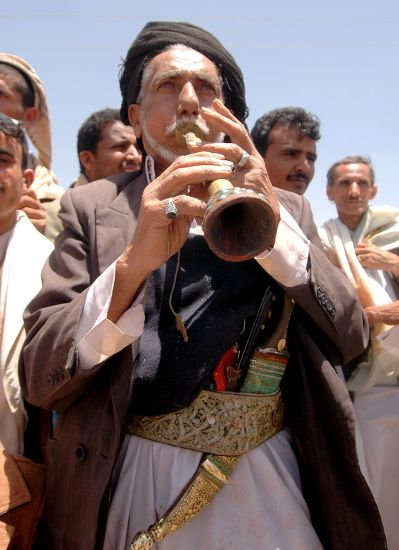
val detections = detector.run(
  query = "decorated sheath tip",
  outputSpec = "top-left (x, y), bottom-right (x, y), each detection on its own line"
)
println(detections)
top-left (130, 531), bottom-right (156, 550)
top-left (130, 519), bottom-right (166, 550)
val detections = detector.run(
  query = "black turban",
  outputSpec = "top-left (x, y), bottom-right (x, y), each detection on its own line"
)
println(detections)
top-left (119, 21), bottom-right (248, 125)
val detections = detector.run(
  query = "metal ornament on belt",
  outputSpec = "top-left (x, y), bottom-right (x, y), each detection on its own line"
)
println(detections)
top-left (164, 197), bottom-right (178, 219)
top-left (128, 389), bottom-right (285, 455)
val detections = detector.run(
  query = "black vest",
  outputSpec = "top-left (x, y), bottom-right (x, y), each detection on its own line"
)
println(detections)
top-left (131, 233), bottom-right (275, 415)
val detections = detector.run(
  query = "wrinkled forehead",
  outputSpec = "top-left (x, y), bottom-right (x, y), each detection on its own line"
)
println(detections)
top-left (142, 46), bottom-right (220, 89)
top-left (271, 123), bottom-right (306, 141)
top-left (335, 163), bottom-right (372, 180)
top-left (101, 120), bottom-right (136, 141)
top-left (269, 123), bottom-right (317, 151)
top-left (154, 45), bottom-right (213, 65)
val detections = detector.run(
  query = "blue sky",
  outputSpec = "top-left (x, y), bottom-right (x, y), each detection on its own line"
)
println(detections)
top-left (3, 0), bottom-right (399, 226)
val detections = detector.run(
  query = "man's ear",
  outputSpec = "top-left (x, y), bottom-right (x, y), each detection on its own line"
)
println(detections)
top-left (23, 168), bottom-right (34, 188)
top-left (326, 183), bottom-right (335, 202)
top-left (23, 106), bottom-right (39, 123)
top-left (128, 104), bottom-right (142, 138)
top-left (370, 184), bottom-right (378, 200)
top-left (79, 150), bottom-right (95, 176)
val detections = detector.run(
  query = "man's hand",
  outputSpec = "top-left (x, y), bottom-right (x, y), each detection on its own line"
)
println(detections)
top-left (18, 188), bottom-right (46, 234)
top-left (108, 98), bottom-right (281, 323)
top-left (198, 99), bottom-right (280, 225)
top-left (108, 150), bottom-right (233, 323)
top-left (365, 301), bottom-right (399, 327)
top-left (355, 242), bottom-right (399, 277)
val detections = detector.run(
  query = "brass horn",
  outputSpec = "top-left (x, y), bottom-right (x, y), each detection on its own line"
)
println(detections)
top-left (182, 131), bottom-right (278, 262)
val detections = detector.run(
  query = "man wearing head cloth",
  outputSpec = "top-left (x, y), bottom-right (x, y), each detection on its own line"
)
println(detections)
top-left (21, 21), bottom-right (385, 550)
top-left (0, 53), bottom-right (64, 241)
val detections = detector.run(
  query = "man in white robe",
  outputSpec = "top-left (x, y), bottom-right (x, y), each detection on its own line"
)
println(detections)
top-left (320, 154), bottom-right (399, 549)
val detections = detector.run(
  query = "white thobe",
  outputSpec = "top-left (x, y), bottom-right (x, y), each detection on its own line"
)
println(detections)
top-left (352, 271), bottom-right (399, 550)
top-left (321, 211), bottom-right (399, 548)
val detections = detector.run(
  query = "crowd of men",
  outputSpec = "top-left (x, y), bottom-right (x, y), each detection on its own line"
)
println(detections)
top-left (0, 20), bottom-right (398, 550)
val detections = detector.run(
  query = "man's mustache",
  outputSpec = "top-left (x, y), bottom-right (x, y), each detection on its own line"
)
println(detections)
top-left (287, 172), bottom-right (309, 183)
top-left (165, 117), bottom-right (210, 139)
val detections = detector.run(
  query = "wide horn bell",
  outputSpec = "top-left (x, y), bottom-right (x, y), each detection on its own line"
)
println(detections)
top-left (202, 178), bottom-right (278, 262)
top-left (179, 130), bottom-right (277, 262)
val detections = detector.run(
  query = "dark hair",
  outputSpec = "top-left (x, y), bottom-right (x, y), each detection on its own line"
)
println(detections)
top-left (77, 108), bottom-right (121, 172)
top-left (327, 155), bottom-right (376, 186)
top-left (0, 63), bottom-right (35, 109)
top-left (0, 113), bottom-right (29, 169)
top-left (251, 107), bottom-right (321, 157)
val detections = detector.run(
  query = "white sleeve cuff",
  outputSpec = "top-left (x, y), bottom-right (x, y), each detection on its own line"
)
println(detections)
top-left (77, 261), bottom-right (145, 369)
top-left (255, 203), bottom-right (309, 287)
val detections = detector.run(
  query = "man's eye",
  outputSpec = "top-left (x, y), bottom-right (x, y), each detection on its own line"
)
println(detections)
top-left (159, 80), bottom-right (175, 89)
top-left (200, 83), bottom-right (215, 92)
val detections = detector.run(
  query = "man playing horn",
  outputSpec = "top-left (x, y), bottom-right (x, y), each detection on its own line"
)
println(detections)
top-left (21, 22), bottom-right (385, 550)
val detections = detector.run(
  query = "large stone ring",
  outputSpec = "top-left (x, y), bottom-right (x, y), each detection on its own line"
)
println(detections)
top-left (234, 150), bottom-right (250, 170)
top-left (165, 197), bottom-right (178, 219)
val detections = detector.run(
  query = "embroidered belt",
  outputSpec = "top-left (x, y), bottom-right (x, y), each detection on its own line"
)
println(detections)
top-left (127, 388), bottom-right (285, 456)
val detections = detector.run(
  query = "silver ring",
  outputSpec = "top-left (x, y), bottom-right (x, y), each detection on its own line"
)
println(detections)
top-left (165, 197), bottom-right (178, 219)
top-left (234, 150), bottom-right (250, 170)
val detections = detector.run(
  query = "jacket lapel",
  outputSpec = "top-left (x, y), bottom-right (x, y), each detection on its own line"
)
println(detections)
top-left (95, 173), bottom-right (148, 275)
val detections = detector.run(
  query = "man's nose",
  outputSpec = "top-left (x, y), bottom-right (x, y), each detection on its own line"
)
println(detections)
top-left (348, 181), bottom-right (361, 195)
top-left (125, 144), bottom-right (142, 163)
top-left (295, 156), bottom-right (311, 177)
top-left (177, 82), bottom-right (200, 116)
